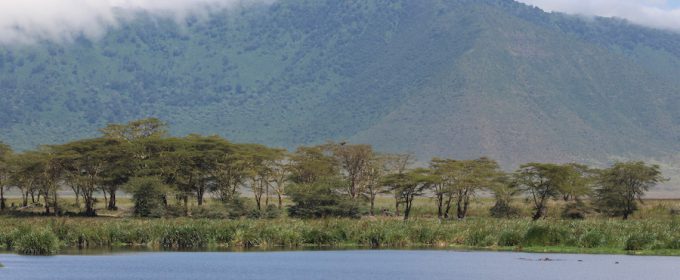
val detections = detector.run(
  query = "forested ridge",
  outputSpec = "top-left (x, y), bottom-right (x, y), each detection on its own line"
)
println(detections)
top-left (2, 0), bottom-right (680, 172)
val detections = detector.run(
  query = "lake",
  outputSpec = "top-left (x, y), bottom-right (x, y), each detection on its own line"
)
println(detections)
top-left (1, 250), bottom-right (679, 280)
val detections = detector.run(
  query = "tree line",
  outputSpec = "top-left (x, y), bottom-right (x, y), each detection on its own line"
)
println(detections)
top-left (0, 118), bottom-right (665, 220)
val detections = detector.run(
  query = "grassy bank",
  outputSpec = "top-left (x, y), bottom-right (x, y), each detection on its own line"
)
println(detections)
top-left (2, 217), bottom-right (680, 256)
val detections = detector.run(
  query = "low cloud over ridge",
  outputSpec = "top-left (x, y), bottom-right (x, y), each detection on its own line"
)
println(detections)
top-left (0, 0), bottom-right (272, 44)
top-left (519, 0), bottom-right (680, 31)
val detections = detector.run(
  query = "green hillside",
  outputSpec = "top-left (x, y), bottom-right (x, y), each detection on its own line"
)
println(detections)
top-left (1, 0), bottom-right (680, 171)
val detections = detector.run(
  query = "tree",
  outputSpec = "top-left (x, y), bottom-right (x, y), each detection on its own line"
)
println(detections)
top-left (100, 118), bottom-right (167, 142)
top-left (288, 146), bottom-right (338, 185)
top-left (594, 161), bottom-right (664, 220)
top-left (326, 142), bottom-right (373, 200)
top-left (453, 158), bottom-right (504, 220)
top-left (513, 163), bottom-right (569, 221)
top-left (269, 157), bottom-right (290, 210)
top-left (489, 180), bottom-right (520, 218)
top-left (362, 155), bottom-right (388, 216)
top-left (30, 148), bottom-right (63, 215)
top-left (431, 157), bottom-right (504, 220)
top-left (382, 154), bottom-right (414, 216)
top-left (55, 138), bottom-right (122, 216)
top-left (100, 118), bottom-right (166, 210)
top-left (383, 168), bottom-right (435, 220)
top-left (430, 158), bottom-right (458, 219)
top-left (241, 144), bottom-right (285, 212)
top-left (287, 179), bottom-right (360, 219)
top-left (8, 151), bottom-right (45, 207)
top-left (0, 142), bottom-right (12, 210)
top-left (124, 177), bottom-right (170, 217)
top-left (558, 163), bottom-right (595, 202)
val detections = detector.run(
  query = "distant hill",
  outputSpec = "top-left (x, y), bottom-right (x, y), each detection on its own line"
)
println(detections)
top-left (2, 0), bottom-right (680, 187)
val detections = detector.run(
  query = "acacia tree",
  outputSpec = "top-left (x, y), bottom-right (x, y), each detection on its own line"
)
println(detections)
top-left (99, 118), bottom-right (167, 210)
top-left (558, 163), bottom-right (595, 202)
top-left (430, 157), bottom-right (503, 220)
top-left (453, 158), bottom-right (503, 220)
top-left (383, 168), bottom-right (435, 220)
top-left (326, 143), bottom-right (373, 200)
top-left (362, 155), bottom-right (389, 216)
top-left (288, 146), bottom-right (338, 185)
top-left (430, 158), bottom-right (458, 219)
top-left (8, 152), bottom-right (44, 207)
top-left (513, 163), bottom-right (568, 221)
top-left (32, 148), bottom-right (64, 215)
top-left (381, 154), bottom-right (413, 216)
top-left (595, 161), bottom-right (664, 220)
top-left (55, 138), bottom-right (118, 216)
top-left (269, 156), bottom-right (290, 210)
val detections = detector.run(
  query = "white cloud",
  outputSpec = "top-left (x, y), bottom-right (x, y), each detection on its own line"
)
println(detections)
top-left (518, 0), bottom-right (680, 31)
top-left (0, 0), bottom-right (273, 45)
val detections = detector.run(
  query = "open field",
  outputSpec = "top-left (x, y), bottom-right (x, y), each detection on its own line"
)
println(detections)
top-left (4, 193), bottom-right (680, 220)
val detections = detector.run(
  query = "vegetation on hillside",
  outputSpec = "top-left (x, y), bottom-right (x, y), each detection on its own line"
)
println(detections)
top-left (2, 0), bottom-right (680, 168)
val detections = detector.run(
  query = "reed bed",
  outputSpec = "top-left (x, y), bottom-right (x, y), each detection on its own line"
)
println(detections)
top-left (2, 217), bottom-right (680, 255)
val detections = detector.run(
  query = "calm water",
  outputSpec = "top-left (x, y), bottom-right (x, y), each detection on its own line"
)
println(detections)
top-left (1, 250), bottom-right (679, 280)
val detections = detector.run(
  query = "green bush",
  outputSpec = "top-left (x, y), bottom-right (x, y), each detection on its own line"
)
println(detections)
top-left (625, 233), bottom-right (655, 251)
top-left (124, 177), bottom-right (170, 218)
top-left (562, 201), bottom-right (590, 220)
top-left (287, 181), bottom-right (361, 219)
top-left (579, 230), bottom-right (605, 248)
top-left (14, 230), bottom-right (59, 255)
top-left (498, 230), bottom-right (523, 246)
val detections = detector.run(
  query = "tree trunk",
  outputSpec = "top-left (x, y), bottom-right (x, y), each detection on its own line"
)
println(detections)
top-left (183, 195), bottom-right (189, 216)
top-left (83, 192), bottom-right (96, 217)
top-left (0, 187), bottom-right (5, 211)
top-left (369, 193), bottom-right (376, 216)
top-left (102, 190), bottom-right (108, 209)
top-left (403, 197), bottom-right (413, 221)
top-left (277, 193), bottom-right (283, 210)
top-left (436, 193), bottom-right (443, 219)
top-left (531, 206), bottom-right (544, 221)
top-left (196, 186), bottom-right (204, 206)
top-left (457, 198), bottom-right (470, 220)
top-left (22, 189), bottom-right (29, 207)
top-left (43, 191), bottom-right (50, 215)
top-left (444, 196), bottom-right (453, 219)
top-left (108, 190), bottom-right (117, 210)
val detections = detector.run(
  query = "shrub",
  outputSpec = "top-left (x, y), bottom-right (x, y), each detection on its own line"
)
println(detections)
top-left (287, 181), bottom-right (361, 219)
top-left (124, 177), bottom-right (170, 218)
top-left (579, 230), bottom-right (605, 248)
top-left (490, 201), bottom-right (520, 218)
top-left (625, 233), bottom-right (654, 251)
top-left (498, 230), bottom-right (523, 247)
top-left (523, 225), bottom-right (566, 246)
top-left (562, 201), bottom-right (590, 220)
top-left (14, 230), bottom-right (59, 255)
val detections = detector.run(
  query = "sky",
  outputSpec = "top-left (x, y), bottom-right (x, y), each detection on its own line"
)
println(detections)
top-left (518, 0), bottom-right (680, 31)
top-left (0, 0), bottom-right (273, 44)
top-left (1, 0), bottom-right (680, 45)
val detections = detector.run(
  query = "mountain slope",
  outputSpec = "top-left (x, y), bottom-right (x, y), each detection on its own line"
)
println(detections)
top-left (1, 0), bottom-right (680, 172)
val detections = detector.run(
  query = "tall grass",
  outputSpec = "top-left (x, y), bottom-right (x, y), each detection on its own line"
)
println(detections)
top-left (2, 217), bottom-right (680, 255)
